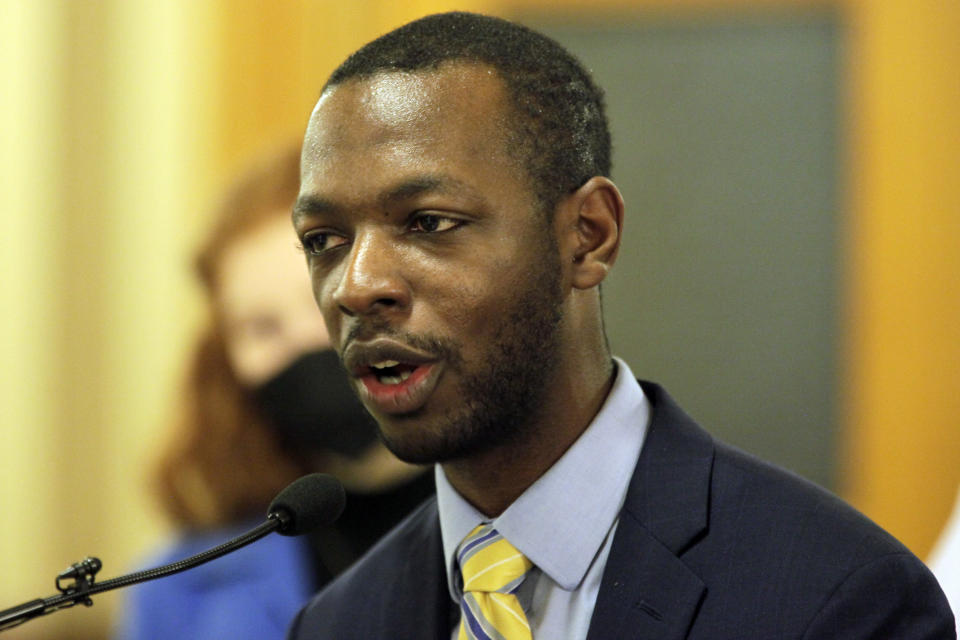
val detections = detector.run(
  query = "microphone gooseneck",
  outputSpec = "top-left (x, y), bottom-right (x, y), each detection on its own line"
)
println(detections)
top-left (0, 473), bottom-right (345, 633)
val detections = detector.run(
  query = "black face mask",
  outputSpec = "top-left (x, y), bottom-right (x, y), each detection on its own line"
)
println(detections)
top-left (253, 349), bottom-right (380, 457)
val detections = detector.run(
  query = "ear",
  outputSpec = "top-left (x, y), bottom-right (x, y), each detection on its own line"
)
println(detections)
top-left (556, 176), bottom-right (624, 290)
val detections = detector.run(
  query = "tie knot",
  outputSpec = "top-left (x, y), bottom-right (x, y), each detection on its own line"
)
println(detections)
top-left (457, 524), bottom-right (532, 595)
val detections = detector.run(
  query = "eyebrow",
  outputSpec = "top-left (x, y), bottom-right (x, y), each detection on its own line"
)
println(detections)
top-left (292, 195), bottom-right (338, 223)
top-left (293, 174), bottom-right (483, 224)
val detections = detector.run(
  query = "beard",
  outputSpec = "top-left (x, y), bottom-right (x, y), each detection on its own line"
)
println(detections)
top-left (371, 237), bottom-right (565, 465)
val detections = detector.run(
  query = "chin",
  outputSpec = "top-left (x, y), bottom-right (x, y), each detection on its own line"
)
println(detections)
top-left (377, 427), bottom-right (460, 465)
top-left (376, 408), bottom-right (518, 466)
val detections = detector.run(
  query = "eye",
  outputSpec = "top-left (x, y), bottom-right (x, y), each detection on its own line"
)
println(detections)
top-left (409, 213), bottom-right (461, 234)
top-left (299, 230), bottom-right (348, 256)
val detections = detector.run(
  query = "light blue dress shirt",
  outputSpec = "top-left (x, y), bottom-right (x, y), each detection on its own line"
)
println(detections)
top-left (436, 357), bottom-right (650, 639)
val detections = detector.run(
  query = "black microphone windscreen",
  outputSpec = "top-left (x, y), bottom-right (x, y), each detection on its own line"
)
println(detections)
top-left (267, 473), bottom-right (346, 536)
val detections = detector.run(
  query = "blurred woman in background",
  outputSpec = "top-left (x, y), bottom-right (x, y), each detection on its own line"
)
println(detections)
top-left (114, 144), bottom-right (433, 640)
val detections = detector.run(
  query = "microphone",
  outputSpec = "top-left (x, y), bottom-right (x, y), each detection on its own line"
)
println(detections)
top-left (269, 472), bottom-right (345, 536)
top-left (0, 473), bottom-right (345, 633)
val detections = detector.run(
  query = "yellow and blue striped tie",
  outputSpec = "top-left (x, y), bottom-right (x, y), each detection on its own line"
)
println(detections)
top-left (456, 524), bottom-right (534, 640)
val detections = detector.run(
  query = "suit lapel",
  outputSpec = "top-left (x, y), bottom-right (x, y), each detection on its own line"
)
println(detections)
top-left (586, 512), bottom-right (705, 640)
top-left (587, 381), bottom-right (714, 640)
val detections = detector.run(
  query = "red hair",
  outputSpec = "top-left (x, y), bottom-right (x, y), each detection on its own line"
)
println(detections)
top-left (153, 143), bottom-right (314, 527)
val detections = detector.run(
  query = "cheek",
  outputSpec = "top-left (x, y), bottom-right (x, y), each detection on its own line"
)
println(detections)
top-left (421, 261), bottom-right (522, 340)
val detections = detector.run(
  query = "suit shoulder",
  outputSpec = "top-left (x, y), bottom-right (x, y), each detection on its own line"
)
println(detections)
top-left (288, 496), bottom-right (445, 640)
top-left (685, 440), bottom-right (955, 636)
top-left (711, 440), bottom-right (910, 562)
top-left (630, 406), bottom-right (955, 639)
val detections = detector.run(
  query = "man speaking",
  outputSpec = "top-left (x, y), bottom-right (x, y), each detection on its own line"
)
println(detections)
top-left (288, 12), bottom-right (954, 639)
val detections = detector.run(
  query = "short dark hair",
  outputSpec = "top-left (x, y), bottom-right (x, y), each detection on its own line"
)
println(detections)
top-left (325, 12), bottom-right (611, 215)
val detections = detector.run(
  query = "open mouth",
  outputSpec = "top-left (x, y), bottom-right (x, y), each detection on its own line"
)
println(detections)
top-left (343, 338), bottom-right (444, 415)
top-left (369, 360), bottom-right (416, 385)
top-left (357, 360), bottom-right (441, 415)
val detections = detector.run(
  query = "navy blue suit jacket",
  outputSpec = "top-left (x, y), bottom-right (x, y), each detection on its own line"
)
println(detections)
top-left (288, 382), bottom-right (955, 639)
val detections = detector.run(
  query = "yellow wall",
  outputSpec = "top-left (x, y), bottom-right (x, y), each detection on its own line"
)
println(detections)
top-left (842, 0), bottom-right (960, 557)
top-left (1, 2), bottom-right (219, 637)
top-left (1, 5), bottom-right (63, 634)
top-left (0, 1), bottom-right (956, 638)
top-left (207, 0), bottom-right (504, 178)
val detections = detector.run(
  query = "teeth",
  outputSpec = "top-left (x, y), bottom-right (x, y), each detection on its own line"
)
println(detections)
top-left (371, 360), bottom-right (400, 370)
top-left (379, 369), bottom-right (412, 385)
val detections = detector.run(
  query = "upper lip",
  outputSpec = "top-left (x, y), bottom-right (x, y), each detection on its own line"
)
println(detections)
top-left (341, 337), bottom-right (436, 376)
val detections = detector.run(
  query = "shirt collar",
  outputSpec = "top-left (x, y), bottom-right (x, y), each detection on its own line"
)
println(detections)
top-left (436, 357), bottom-right (650, 599)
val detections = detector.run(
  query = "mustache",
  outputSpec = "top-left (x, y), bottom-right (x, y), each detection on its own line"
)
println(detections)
top-left (340, 321), bottom-right (464, 368)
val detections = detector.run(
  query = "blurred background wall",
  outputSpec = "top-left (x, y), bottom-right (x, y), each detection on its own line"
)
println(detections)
top-left (1, 0), bottom-right (957, 638)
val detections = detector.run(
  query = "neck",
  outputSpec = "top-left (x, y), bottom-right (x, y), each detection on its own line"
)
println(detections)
top-left (441, 353), bottom-right (615, 517)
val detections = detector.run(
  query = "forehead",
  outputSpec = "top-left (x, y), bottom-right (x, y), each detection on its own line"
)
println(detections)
top-left (299, 63), bottom-right (520, 196)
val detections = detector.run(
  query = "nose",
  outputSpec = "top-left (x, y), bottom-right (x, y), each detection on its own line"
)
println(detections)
top-left (332, 230), bottom-right (410, 318)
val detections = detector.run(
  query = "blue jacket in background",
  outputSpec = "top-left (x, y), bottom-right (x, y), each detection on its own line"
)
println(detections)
top-left (114, 522), bottom-right (314, 640)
